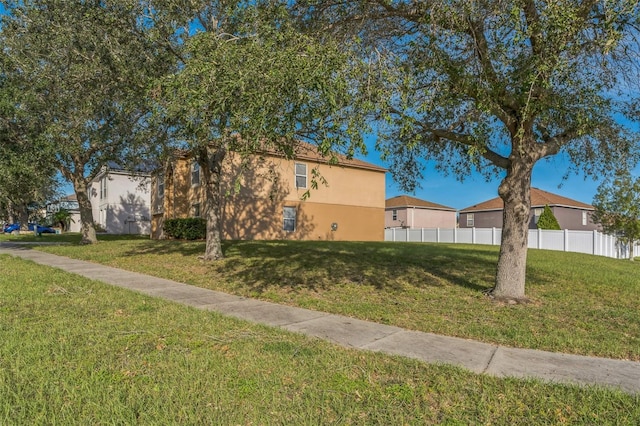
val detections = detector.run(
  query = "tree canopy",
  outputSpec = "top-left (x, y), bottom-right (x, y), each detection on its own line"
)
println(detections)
top-left (301, 0), bottom-right (640, 300)
top-left (155, 1), bottom-right (366, 259)
top-left (0, 53), bottom-right (59, 227)
top-left (593, 171), bottom-right (640, 260)
top-left (0, 0), bottom-right (177, 243)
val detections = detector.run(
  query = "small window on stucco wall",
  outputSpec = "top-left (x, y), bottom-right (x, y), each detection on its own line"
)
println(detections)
top-left (582, 211), bottom-right (587, 226)
top-left (467, 213), bottom-right (475, 227)
top-left (157, 175), bottom-right (165, 199)
top-left (392, 209), bottom-right (397, 221)
top-left (100, 176), bottom-right (107, 200)
top-left (295, 163), bottom-right (307, 189)
top-left (191, 162), bottom-right (200, 186)
top-left (192, 203), bottom-right (201, 218)
top-left (283, 206), bottom-right (296, 231)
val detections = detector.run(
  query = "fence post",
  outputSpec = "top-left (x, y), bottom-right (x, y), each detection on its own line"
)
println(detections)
top-left (472, 227), bottom-right (476, 245)
top-left (422, 228), bottom-right (425, 243)
top-left (538, 229), bottom-right (543, 250)
top-left (392, 228), bottom-right (396, 242)
top-left (564, 229), bottom-right (569, 252)
top-left (454, 227), bottom-right (457, 244)
top-left (593, 230), bottom-right (598, 256)
top-left (436, 228), bottom-right (440, 243)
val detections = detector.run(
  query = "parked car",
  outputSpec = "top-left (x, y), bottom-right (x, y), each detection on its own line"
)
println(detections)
top-left (28, 224), bottom-right (56, 234)
top-left (2, 223), bottom-right (56, 234)
top-left (3, 223), bottom-right (20, 233)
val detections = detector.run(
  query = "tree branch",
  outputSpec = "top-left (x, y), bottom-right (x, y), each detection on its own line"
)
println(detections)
top-left (430, 127), bottom-right (510, 169)
top-left (522, 0), bottom-right (543, 56)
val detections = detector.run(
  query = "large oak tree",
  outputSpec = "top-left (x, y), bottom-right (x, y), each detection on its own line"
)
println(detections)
top-left (1, 0), bottom-right (176, 243)
top-left (0, 54), bottom-right (59, 228)
top-left (301, 0), bottom-right (640, 301)
top-left (155, 2), bottom-right (366, 260)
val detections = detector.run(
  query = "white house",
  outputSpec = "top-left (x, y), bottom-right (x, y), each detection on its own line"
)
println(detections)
top-left (46, 194), bottom-right (82, 233)
top-left (89, 163), bottom-right (152, 235)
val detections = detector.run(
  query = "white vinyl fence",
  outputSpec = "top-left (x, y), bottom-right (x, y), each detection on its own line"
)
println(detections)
top-left (384, 227), bottom-right (640, 259)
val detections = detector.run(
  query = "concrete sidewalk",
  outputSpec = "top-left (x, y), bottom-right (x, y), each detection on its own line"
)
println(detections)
top-left (1, 242), bottom-right (639, 395)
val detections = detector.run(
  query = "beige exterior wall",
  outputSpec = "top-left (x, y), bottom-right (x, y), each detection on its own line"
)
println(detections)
top-left (151, 151), bottom-right (385, 241)
top-left (385, 207), bottom-right (457, 229)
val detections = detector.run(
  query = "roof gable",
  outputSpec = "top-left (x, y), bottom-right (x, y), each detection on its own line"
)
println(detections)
top-left (460, 188), bottom-right (594, 212)
top-left (386, 195), bottom-right (455, 211)
top-left (171, 141), bottom-right (386, 174)
top-left (281, 142), bottom-right (387, 173)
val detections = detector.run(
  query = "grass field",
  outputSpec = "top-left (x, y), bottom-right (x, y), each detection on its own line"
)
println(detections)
top-left (8, 233), bottom-right (639, 362)
top-left (1, 254), bottom-right (639, 424)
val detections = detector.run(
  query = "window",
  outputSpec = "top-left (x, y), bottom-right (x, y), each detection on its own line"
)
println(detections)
top-left (157, 175), bottom-right (165, 199)
top-left (283, 206), bottom-right (296, 232)
top-left (534, 208), bottom-right (543, 224)
top-left (99, 176), bottom-right (107, 200)
top-left (466, 213), bottom-right (475, 227)
top-left (191, 162), bottom-right (200, 186)
top-left (192, 203), bottom-right (201, 218)
top-left (392, 209), bottom-right (397, 221)
top-left (582, 211), bottom-right (587, 226)
top-left (295, 163), bottom-right (307, 189)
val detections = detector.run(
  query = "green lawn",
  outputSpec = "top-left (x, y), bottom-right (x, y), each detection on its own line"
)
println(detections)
top-left (1, 255), bottom-right (638, 424)
top-left (10, 233), bottom-right (640, 361)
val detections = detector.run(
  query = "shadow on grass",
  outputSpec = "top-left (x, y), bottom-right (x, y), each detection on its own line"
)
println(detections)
top-left (8, 234), bottom-right (556, 297)
top-left (125, 240), bottom-right (508, 294)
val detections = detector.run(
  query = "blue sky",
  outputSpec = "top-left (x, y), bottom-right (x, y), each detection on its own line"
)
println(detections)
top-left (359, 140), bottom-right (639, 211)
top-left (3, 2), bottom-right (635, 209)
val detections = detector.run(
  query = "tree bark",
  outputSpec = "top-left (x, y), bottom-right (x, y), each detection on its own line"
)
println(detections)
top-left (7, 201), bottom-right (15, 224)
top-left (200, 145), bottom-right (227, 261)
top-left (18, 203), bottom-right (29, 232)
top-left (71, 177), bottom-right (98, 245)
top-left (491, 158), bottom-right (534, 302)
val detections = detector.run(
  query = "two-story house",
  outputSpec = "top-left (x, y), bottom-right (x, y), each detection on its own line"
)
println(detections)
top-left (89, 162), bottom-right (152, 234)
top-left (46, 194), bottom-right (81, 232)
top-left (385, 195), bottom-right (457, 229)
top-left (150, 144), bottom-right (386, 241)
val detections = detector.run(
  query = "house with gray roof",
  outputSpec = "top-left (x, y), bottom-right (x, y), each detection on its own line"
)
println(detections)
top-left (458, 188), bottom-right (599, 231)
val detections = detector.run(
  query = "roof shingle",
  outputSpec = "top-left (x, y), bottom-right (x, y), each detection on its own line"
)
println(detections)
top-left (460, 188), bottom-right (594, 212)
top-left (386, 195), bottom-right (456, 211)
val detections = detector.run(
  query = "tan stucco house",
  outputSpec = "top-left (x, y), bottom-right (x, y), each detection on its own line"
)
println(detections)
top-left (385, 195), bottom-right (457, 229)
top-left (151, 143), bottom-right (386, 241)
top-left (458, 187), bottom-right (599, 230)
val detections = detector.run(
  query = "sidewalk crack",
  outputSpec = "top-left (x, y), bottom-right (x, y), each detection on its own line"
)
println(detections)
top-left (483, 346), bottom-right (500, 374)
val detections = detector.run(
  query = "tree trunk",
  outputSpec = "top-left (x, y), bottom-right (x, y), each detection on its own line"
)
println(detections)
top-left (18, 203), bottom-right (29, 231)
top-left (491, 159), bottom-right (533, 302)
top-left (72, 177), bottom-right (98, 244)
top-left (7, 201), bottom-right (15, 224)
top-left (629, 242), bottom-right (635, 261)
top-left (200, 146), bottom-right (227, 261)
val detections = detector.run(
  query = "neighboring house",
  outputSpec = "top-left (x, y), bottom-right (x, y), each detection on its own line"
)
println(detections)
top-left (46, 194), bottom-right (81, 233)
top-left (150, 143), bottom-right (386, 241)
top-left (385, 195), bottom-right (457, 229)
top-left (459, 187), bottom-right (600, 231)
top-left (89, 163), bottom-right (152, 234)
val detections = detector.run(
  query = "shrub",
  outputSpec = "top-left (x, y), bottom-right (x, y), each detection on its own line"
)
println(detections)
top-left (163, 218), bottom-right (206, 240)
top-left (537, 205), bottom-right (561, 230)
